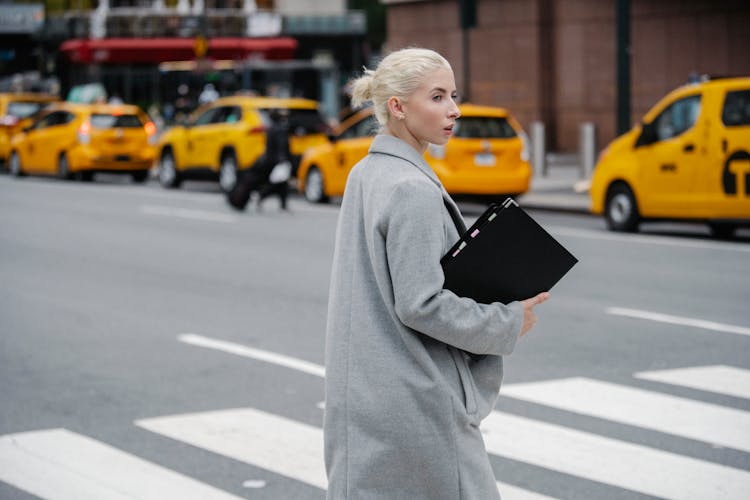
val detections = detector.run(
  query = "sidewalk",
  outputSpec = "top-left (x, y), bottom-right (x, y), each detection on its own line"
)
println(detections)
top-left (517, 154), bottom-right (592, 214)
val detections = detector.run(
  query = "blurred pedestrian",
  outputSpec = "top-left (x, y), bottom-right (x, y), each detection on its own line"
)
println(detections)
top-left (198, 83), bottom-right (219, 105)
top-left (227, 108), bottom-right (291, 211)
top-left (323, 47), bottom-right (549, 500)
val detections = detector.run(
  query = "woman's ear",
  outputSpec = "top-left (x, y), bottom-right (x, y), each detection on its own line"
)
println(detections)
top-left (387, 97), bottom-right (404, 120)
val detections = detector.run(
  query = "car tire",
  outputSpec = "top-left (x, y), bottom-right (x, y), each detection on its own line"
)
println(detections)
top-left (709, 222), bottom-right (737, 240)
top-left (158, 149), bottom-right (181, 189)
top-left (79, 171), bottom-right (94, 182)
top-left (605, 183), bottom-right (639, 232)
top-left (57, 153), bottom-right (72, 180)
top-left (219, 151), bottom-right (238, 193)
top-left (304, 166), bottom-right (328, 203)
top-left (8, 151), bottom-right (23, 177)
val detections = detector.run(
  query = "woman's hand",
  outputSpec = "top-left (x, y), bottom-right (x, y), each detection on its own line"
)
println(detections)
top-left (520, 292), bottom-right (550, 336)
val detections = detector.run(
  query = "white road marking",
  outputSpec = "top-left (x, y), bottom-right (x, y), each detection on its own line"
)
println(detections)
top-left (136, 407), bottom-right (328, 490)
top-left (136, 407), bottom-right (560, 499)
top-left (140, 204), bottom-right (237, 223)
top-left (636, 365), bottom-right (750, 400)
top-left (501, 377), bottom-right (750, 452)
top-left (607, 307), bottom-right (750, 337)
top-left (497, 482), bottom-right (559, 500)
top-left (0, 428), bottom-right (243, 500)
top-left (482, 411), bottom-right (750, 499)
top-left (550, 226), bottom-right (750, 253)
top-left (178, 333), bottom-right (325, 378)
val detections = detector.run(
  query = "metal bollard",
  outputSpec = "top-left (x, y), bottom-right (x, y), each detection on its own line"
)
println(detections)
top-left (579, 122), bottom-right (596, 179)
top-left (530, 121), bottom-right (546, 177)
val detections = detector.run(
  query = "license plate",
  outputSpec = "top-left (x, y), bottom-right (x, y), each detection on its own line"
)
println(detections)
top-left (115, 155), bottom-right (131, 161)
top-left (474, 153), bottom-right (495, 166)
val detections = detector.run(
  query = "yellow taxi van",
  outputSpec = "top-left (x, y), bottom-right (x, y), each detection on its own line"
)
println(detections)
top-left (297, 104), bottom-right (532, 203)
top-left (0, 93), bottom-right (59, 166)
top-left (9, 101), bottom-right (157, 182)
top-left (590, 77), bottom-right (750, 237)
top-left (155, 96), bottom-right (330, 192)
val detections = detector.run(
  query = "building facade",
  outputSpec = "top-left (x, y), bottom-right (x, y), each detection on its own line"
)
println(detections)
top-left (383, 0), bottom-right (750, 151)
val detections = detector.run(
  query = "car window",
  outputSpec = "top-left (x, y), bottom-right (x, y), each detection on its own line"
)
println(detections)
top-left (288, 109), bottom-right (327, 135)
top-left (224, 106), bottom-right (242, 123)
top-left (7, 101), bottom-right (49, 119)
top-left (453, 116), bottom-right (517, 139)
top-left (32, 111), bottom-right (70, 130)
top-left (653, 94), bottom-right (701, 141)
top-left (340, 114), bottom-right (378, 139)
top-left (721, 89), bottom-right (750, 127)
top-left (193, 107), bottom-right (220, 126)
top-left (90, 113), bottom-right (144, 129)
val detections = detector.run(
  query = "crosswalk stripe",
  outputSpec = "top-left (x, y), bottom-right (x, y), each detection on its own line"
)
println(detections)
top-left (135, 407), bottom-right (559, 500)
top-left (497, 482), bottom-right (558, 500)
top-left (635, 365), bottom-right (750, 400)
top-left (136, 407), bottom-right (328, 489)
top-left (0, 428), bottom-right (243, 500)
top-left (482, 411), bottom-right (750, 499)
top-left (501, 377), bottom-right (750, 453)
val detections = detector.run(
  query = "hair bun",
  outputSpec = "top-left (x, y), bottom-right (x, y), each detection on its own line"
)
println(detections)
top-left (350, 70), bottom-right (375, 108)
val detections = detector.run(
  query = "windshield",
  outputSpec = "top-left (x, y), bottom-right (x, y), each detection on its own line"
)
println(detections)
top-left (90, 114), bottom-right (144, 129)
top-left (453, 116), bottom-right (517, 139)
top-left (7, 101), bottom-right (49, 119)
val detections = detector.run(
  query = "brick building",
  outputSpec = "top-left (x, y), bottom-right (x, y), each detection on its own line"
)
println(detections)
top-left (382, 0), bottom-right (750, 151)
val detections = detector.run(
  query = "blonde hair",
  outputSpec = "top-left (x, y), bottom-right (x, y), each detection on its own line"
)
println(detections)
top-left (350, 48), bottom-right (452, 126)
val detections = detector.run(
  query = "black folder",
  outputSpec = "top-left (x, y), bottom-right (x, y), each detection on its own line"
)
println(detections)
top-left (441, 198), bottom-right (578, 304)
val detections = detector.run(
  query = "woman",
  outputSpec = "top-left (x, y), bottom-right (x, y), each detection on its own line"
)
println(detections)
top-left (324, 48), bottom-right (549, 500)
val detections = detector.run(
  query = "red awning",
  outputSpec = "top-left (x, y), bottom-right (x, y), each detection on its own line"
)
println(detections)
top-left (59, 37), bottom-right (298, 64)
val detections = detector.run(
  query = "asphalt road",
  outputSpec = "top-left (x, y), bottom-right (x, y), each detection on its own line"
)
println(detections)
top-left (1, 174), bottom-right (749, 500)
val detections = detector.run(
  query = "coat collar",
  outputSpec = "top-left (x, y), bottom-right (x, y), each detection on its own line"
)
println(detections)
top-left (368, 134), bottom-right (442, 188)
top-left (368, 134), bottom-right (466, 233)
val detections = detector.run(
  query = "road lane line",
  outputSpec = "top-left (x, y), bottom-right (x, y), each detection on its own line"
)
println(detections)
top-left (136, 407), bottom-right (559, 499)
top-left (140, 204), bottom-right (237, 223)
top-left (482, 411), bottom-right (750, 499)
top-left (177, 333), bottom-right (325, 378)
top-left (606, 307), bottom-right (750, 337)
top-left (0, 428), bottom-right (243, 500)
top-left (636, 365), bottom-right (750, 400)
top-left (137, 407), bottom-right (328, 490)
top-left (501, 377), bottom-right (750, 453)
top-left (549, 226), bottom-right (750, 253)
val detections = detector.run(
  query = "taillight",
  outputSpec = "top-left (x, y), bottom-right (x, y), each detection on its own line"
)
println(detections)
top-left (519, 130), bottom-right (530, 162)
top-left (78, 120), bottom-right (91, 144)
top-left (144, 121), bottom-right (157, 145)
top-left (248, 125), bottom-right (266, 134)
top-left (0, 115), bottom-right (19, 127)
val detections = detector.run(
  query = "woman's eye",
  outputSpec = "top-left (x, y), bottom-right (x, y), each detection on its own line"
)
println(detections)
top-left (433, 95), bottom-right (442, 102)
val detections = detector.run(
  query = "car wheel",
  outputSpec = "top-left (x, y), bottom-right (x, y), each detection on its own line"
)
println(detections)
top-left (158, 149), bottom-right (181, 188)
top-left (605, 183), bottom-right (639, 232)
top-left (79, 171), bottom-right (94, 182)
top-left (57, 153), bottom-right (72, 180)
top-left (709, 222), bottom-right (737, 240)
top-left (9, 151), bottom-right (23, 177)
top-left (304, 166), bottom-right (328, 203)
top-left (219, 152), bottom-right (238, 193)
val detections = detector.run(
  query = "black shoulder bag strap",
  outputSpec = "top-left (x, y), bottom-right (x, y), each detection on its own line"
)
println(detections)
top-left (443, 197), bottom-right (467, 235)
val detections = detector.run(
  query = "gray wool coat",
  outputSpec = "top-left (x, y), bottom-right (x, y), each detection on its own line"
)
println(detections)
top-left (324, 134), bottom-right (524, 500)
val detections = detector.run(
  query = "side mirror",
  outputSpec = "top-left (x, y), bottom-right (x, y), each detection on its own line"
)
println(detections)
top-left (635, 121), bottom-right (657, 147)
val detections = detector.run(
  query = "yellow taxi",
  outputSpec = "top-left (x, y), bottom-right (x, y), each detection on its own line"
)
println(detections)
top-left (156, 96), bottom-right (330, 192)
top-left (590, 77), bottom-right (750, 237)
top-left (8, 102), bottom-right (157, 182)
top-left (296, 104), bottom-right (532, 203)
top-left (0, 93), bottom-right (59, 166)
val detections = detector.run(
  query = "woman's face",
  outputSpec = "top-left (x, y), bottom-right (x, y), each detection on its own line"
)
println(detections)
top-left (397, 66), bottom-right (461, 152)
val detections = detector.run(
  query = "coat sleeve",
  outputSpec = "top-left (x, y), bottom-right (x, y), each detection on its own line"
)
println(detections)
top-left (382, 179), bottom-right (523, 356)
